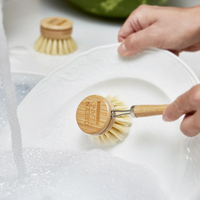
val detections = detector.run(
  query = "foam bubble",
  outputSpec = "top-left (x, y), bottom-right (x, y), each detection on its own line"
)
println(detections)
top-left (0, 148), bottom-right (168, 200)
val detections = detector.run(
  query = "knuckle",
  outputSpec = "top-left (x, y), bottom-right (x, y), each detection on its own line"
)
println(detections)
top-left (130, 10), bottom-right (136, 16)
top-left (132, 5), bottom-right (149, 16)
top-left (137, 4), bottom-right (149, 12)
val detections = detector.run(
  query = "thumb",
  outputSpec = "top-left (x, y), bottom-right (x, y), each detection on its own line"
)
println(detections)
top-left (118, 26), bottom-right (161, 56)
top-left (162, 85), bottom-right (200, 122)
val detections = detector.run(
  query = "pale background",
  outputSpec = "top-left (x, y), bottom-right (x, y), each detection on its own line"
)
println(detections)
top-left (2, 0), bottom-right (200, 78)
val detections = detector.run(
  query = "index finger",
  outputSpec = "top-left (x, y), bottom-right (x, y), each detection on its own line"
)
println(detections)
top-left (118, 5), bottom-right (157, 42)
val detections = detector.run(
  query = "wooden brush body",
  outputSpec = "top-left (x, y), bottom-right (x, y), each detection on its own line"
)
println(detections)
top-left (34, 17), bottom-right (77, 55)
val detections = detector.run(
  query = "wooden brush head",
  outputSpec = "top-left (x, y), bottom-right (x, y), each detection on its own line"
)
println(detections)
top-left (40, 17), bottom-right (73, 40)
top-left (76, 95), bottom-right (115, 136)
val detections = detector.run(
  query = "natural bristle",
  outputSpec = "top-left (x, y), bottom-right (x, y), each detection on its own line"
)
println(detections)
top-left (34, 35), bottom-right (77, 55)
top-left (92, 95), bottom-right (132, 145)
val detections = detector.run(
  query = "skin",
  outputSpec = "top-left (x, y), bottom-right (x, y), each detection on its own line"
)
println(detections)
top-left (118, 5), bottom-right (200, 137)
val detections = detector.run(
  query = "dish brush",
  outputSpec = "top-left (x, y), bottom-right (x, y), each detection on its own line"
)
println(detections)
top-left (76, 95), bottom-right (168, 145)
top-left (34, 17), bottom-right (77, 55)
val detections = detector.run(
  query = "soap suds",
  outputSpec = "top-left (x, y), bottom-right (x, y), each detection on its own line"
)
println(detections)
top-left (0, 149), bottom-right (168, 200)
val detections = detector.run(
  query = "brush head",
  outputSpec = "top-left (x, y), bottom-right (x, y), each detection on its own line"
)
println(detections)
top-left (76, 95), bottom-right (132, 145)
top-left (34, 17), bottom-right (77, 55)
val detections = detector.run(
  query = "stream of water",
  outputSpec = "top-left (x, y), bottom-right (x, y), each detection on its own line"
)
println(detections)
top-left (0, 5), bottom-right (26, 176)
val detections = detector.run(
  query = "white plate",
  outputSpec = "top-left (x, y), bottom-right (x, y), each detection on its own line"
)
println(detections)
top-left (1, 44), bottom-right (200, 199)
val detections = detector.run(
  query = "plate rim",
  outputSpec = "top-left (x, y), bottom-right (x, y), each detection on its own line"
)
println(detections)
top-left (18, 43), bottom-right (199, 109)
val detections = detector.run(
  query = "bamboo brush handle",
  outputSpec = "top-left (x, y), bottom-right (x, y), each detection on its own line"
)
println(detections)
top-left (132, 105), bottom-right (169, 118)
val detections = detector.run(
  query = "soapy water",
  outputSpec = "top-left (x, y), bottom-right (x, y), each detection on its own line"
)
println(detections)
top-left (0, 149), bottom-right (168, 200)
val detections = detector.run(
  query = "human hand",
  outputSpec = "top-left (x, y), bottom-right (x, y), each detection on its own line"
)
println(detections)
top-left (118, 5), bottom-right (200, 56)
top-left (163, 84), bottom-right (200, 137)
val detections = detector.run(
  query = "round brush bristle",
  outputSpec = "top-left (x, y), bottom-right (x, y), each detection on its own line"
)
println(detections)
top-left (34, 35), bottom-right (77, 55)
top-left (92, 95), bottom-right (132, 145)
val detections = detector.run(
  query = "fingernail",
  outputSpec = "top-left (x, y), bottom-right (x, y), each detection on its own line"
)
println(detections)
top-left (118, 43), bottom-right (127, 56)
top-left (162, 114), bottom-right (170, 122)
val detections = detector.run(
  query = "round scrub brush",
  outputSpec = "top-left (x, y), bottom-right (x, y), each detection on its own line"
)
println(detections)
top-left (34, 17), bottom-right (77, 55)
top-left (76, 95), bottom-right (132, 145)
top-left (76, 95), bottom-right (168, 145)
